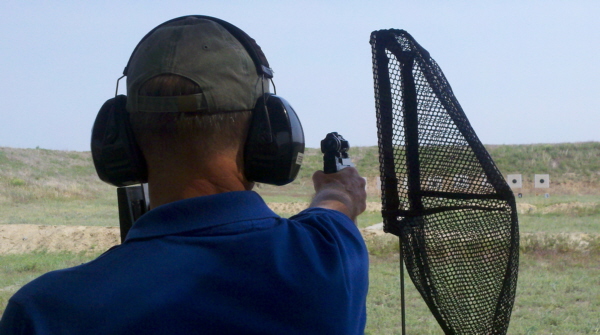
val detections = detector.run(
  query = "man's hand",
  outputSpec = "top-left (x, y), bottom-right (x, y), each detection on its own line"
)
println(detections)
top-left (310, 167), bottom-right (367, 222)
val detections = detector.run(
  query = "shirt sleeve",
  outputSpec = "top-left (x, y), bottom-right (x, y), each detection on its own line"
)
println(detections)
top-left (290, 207), bottom-right (364, 245)
top-left (288, 207), bottom-right (369, 334)
top-left (289, 206), bottom-right (368, 284)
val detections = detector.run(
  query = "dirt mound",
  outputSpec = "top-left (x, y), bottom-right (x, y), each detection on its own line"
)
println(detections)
top-left (267, 203), bottom-right (309, 214)
top-left (0, 202), bottom-right (382, 254)
top-left (521, 232), bottom-right (599, 252)
top-left (360, 222), bottom-right (385, 237)
top-left (516, 202), bottom-right (599, 215)
top-left (516, 203), bottom-right (537, 214)
top-left (3, 224), bottom-right (597, 255)
top-left (539, 202), bottom-right (597, 214)
top-left (267, 202), bottom-right (381, 214)
top-left (0, 224), bottom-right (120, 254)
top-left (1, 221), bottom-right (387, 255)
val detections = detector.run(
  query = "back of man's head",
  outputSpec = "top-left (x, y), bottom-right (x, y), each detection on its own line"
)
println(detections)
top-left (126, 17), bottom-right (267, 162)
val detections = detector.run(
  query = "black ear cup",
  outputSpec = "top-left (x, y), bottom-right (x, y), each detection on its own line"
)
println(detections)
top-left (91, 95), bottom-right (148, 187)
top-left (244, 94), bottom-right (305, 186)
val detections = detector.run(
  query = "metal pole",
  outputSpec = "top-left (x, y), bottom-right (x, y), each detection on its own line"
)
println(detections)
top-left (400, 236), bottom-right (406, 335)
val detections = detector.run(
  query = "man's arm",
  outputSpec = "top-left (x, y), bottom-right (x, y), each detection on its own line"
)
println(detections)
top-left (310, 167), bottom-right (367, 222)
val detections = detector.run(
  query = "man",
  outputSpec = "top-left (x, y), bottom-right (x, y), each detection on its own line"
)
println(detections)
top-left (0, 16), bottom-right (368, 334)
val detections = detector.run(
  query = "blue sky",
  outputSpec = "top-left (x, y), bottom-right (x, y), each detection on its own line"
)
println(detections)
top-left (1, 1), bottom-right (598, 151)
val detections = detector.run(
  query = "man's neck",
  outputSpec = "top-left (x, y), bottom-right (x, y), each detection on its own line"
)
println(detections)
top-left (146, 154), bottom-right (252, 208)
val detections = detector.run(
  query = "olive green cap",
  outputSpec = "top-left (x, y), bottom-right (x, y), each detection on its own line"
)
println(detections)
top-left (126, 17), bottom-right (265, 113)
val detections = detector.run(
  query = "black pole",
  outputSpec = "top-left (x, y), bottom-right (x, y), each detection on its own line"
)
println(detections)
top-left (399, 236), bottom-right (406, 335)
top-left (117, 185), bottom-right (147, 242)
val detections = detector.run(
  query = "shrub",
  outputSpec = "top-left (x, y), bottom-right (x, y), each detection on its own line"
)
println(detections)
top-left (9, 178), bottom-right (26, 186)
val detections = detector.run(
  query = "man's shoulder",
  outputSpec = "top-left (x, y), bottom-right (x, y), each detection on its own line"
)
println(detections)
top-left (290, 206), bottom-right (355, 227)
top-left (287, 207), bottom-right (364, 244)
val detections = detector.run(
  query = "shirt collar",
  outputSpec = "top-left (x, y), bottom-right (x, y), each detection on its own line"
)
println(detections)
top-left (125, 191), bottom-right (278, 241)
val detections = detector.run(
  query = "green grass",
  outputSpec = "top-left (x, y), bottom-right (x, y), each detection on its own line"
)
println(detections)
top-left (515, 195), bottom-right (600, 235)
top-left (0, 147), bottom-right (114, 205)
top-left (2, 251), bottom-right (598, 334)
top-left (1, 191), bottom-right (598, 235)
top-left (356, 212), bottom-right (385, 228)
top-left (366, 252), bottom-right (600, 334)
top-left (0, 145), bottom-right (598, 229)
top-left (1, 145), bottom-right (600, 332)
top-left (511, 252), bottom-right (600, 334)
top-left (299, 142), bottom-right (600, 190)
top-left (0, 251), bottom-right (104, 312)
top-left (0, 183), bottom-right (381, 228)
top-left (487, 142), bottom-right (600, 176)
top-left (519, 215), bottom-right (600, 235)
top-left (0, 199), bottom-right (118, 226)
top-left (517, 195), bottom-right (600, 205)
top-left (3, 143), bottom-right (600, 204)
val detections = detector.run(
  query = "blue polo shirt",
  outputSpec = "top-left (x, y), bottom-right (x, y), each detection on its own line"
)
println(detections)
top-left (0, 191), bottom-right (369, 334)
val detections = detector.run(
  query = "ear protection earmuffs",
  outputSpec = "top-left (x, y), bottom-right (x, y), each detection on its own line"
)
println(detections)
top-left (91, 15), bottom-right (304, 187)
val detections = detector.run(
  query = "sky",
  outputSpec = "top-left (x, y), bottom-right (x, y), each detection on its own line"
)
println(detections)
top-left (0, 0), bottom-right (598, 151)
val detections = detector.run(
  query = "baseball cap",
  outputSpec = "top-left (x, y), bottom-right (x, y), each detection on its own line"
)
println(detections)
top-left (125, 17), bottom-right (266, 114)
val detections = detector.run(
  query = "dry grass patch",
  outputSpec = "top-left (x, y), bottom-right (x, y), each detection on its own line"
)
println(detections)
top-left (0, 147), bottom-right (113, 203)
top-left (0, 225), bottom-right (120, 254)
top-left (521, 232), bottom-right (600, 253)
top-left (267, 202), bottom-right (381, 214)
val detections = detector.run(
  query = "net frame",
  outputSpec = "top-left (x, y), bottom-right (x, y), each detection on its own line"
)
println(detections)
top-left (370, 29), bottom-right (519, 335)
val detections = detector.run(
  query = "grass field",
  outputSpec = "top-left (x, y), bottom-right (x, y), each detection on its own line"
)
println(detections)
top-left (1, 196), bottom-right (599, 334)
top-left (2, 243), bottom-right (599, 334)
top-left (366, 252), bottom-right (600, 334)
top-left (1, 145), bottom-right (600, 333)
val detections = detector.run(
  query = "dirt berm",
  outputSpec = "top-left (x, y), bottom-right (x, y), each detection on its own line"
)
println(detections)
top-left (0, 221), bottom-right (384, 255)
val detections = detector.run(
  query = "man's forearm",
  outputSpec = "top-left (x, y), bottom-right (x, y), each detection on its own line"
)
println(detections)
top-left (310, 187), bottom-right (356, 221)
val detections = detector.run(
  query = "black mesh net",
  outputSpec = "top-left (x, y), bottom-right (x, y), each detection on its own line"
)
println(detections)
top-left (370, 29), bottom-right (519, 334)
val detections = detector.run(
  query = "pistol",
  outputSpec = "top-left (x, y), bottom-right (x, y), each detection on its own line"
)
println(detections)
top-left (321, 132), bottom-right (355, 174)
